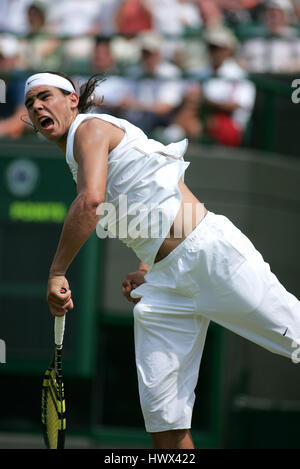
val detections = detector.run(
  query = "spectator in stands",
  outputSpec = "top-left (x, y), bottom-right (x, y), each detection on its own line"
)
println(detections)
top-left (197, 0), bottom-right (225, 30)
top-left (175, 0), bottom-right (225, 74)
top-left (176, 0), bottom-right (203, 34)
top-left (96, 0), bottom-right (124, 36)
top-left (238, 0), bottom-right (300, 73)
top-left (151, 0), bottom-right (202, 67)
top-left (0, 35), bottom-right (27, 139)
top-left (90, 36), bottom-right (131, 113)
top-left (0, 0), bottom-right (33, 36)
top-left (92, 36), bottom-right (122, 75)
top-left (126, 32), bottom-right (182, 79)
top-left (161, 81), bottom-right (203, 143)
top-left (201, 27), bottom-right (256, 146)
top-left (291, 0), bottom-right (300, 21)
top-left (146, 0), bottom-right (201, 36)
top-left (27, 1), bottom-right (47, 33)
top-left (46, 0), bottom-right (102, 71)
top-left (115, 0), bottom-right (153, 35)
top-left (171, 26), bottom-right (256, 146)
top-left (74, 36), bottom-right (131, 115)
top-left (216, 0), bottom-right (261, 27)
top-left (19, 1), bottom-right (62, 71)
top-left (118, 32), bottom-right (185, 134)
top-left (47, 0), bottom-right (101, 37)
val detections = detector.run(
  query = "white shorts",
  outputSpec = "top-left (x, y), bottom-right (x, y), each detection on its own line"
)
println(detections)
top-left (131, 211), bottom-right (300, 433)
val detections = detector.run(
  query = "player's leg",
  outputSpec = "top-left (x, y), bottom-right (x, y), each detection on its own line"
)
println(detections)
top-left (133, 287), bottom-right (210, 449)
top-left (190, 212), bottom-right (300, 358)
top-left (151, 429), bottom-right (194, 449)
top-left (198, 251), bottom-right (300, 358)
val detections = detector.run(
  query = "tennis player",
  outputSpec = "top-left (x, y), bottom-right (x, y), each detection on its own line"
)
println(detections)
top-left (25, 72), bottom-right (300, 449)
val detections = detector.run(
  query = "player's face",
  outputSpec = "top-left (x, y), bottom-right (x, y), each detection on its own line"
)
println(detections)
top-left (25, 85), bottom-right (78, 141)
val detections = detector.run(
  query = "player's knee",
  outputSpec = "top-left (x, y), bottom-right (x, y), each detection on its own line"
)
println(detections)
top-left (140, 388), bottom-right (192, 433)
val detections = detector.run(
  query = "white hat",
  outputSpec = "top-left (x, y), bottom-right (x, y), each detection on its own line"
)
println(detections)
top-left (203, 27), bottom-right (239, 50)
top-left (138, 32), bottom-right (162, 52)
top-left (0, 35), bottom-right (19, 58)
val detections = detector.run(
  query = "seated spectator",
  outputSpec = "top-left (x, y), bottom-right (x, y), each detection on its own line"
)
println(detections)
top-left (119, 32), bottom-right (185, 134)
top-left (91, 36), bottom-right (123, 75)
top-left (109, 34), bottom-right (142, 67)
top-left (96, 0), bottom-right (123, 36)
top-left (115, 0), bottom-right (153, 35)
top-left (162, 81), bottom-right (203, 142)
top-left (27, 1), bottom-right (48, 33)
top-left (178, 1), bottom-right (226, 77)
top-left (46, 0), bottom-right (101, 69)
top-left (126, 32), bottom-right (182, 78)
top-left (176, 0), bottom-right (203, 34)
top-left (146, 0), bottom-right (201, 36)
top-left (91, 36), bottom-right (131, 113)
top-left (47, 0), bottom-right (101, 37)
top-left (197, 0), bottom-right (225, 30)
top-left (174, 0), bottom-right (224, 74)
top-left (216, 0), bottom-right (260, 27)
top-left (292, 0), bottom-right (300, 21)
top-left (238, 0), bottom-right (300, 73)
top-left (75, 36), bottom-right (131, 115)
top-left (19, 1), bottom-right (62, 70)
top-left (201, 27), bottom-right (256, 146)
top-left (0, 35), bottom-right (28, 139)
top-left (0, 0), bottom-right (33, 36)
top-left (170, 26), bottom-right (256, 146)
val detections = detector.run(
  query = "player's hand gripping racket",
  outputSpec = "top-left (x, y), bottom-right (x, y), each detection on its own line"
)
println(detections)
top-left (41, 288), bottom-right (67, 449)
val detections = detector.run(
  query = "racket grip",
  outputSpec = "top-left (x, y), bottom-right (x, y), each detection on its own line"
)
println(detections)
top-left (54, 288), bottom-right (67, 347)
top-left (55, 315), bottom-right (66, 348)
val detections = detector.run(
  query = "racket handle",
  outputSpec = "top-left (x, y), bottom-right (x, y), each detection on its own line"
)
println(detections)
top-left (55, 315), bottom-right (66, 348)
top-left (54, 288), bottom-right (67, 347)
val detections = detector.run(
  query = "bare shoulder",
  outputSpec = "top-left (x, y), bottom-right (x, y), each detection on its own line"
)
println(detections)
top-left (74, 117), bottom-right (124, 151)
top-left (75, 117), bottom-right (113, 138)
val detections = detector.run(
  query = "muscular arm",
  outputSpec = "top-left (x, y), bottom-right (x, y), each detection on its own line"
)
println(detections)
top-left (47, 119), bottom-right (113, 316)
top-left (49, 119), bottom-right (109, 277)
top-left (138, 261), bottom-right (148, 273)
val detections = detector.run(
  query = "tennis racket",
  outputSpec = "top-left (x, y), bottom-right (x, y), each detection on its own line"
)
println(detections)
top-left (41, 289), bottom-right (67, 449)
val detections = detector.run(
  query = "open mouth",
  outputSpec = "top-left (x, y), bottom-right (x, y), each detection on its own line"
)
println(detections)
top-left (39, 116), bottom-right (54, 130)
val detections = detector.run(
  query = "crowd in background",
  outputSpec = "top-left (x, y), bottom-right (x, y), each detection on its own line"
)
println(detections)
top-left (0, 0), bottom-right (299, 146)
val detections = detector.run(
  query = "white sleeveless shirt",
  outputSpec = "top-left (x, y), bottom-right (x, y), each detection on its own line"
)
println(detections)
top-left (66, 113), bottom-right (189, 268)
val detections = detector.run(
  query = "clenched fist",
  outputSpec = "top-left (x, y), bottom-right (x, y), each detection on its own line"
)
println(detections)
top-left (122, 269), bottom-right (147, 304)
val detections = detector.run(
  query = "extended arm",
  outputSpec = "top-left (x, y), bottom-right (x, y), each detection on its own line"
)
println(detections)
top-left (47, 119), bottom-right (110, 316)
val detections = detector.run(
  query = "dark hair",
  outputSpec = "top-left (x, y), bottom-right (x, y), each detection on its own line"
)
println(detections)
top-left (45, 71), bottom-right (105, 113)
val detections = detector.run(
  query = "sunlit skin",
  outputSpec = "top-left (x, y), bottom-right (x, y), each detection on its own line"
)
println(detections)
top-left (25, 84), bottom-right (206, 449)
top-left (25, 85), bottom-right (117, 316)
top-left (25, 83), bottom-right (206, 313)
top-left (25, 85), bottom-right (79, 152)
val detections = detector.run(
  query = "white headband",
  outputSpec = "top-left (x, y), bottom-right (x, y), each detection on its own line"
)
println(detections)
top-left (24, 73), bottom-right (76, 97)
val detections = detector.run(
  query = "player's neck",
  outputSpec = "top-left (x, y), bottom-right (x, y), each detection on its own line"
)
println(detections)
top-left (56, 112), bottom-right (78, 154)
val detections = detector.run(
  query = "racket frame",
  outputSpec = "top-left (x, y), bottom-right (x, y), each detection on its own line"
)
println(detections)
top-left (41, 313), bottom-right (66, 449)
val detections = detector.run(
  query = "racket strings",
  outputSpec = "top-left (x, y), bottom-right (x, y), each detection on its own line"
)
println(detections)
top-left (46, 384), bottom-right (59, 448)
top-left (42, 369), bottom-right (65, 449)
